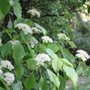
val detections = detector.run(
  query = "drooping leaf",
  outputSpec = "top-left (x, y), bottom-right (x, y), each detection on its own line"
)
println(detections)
top-left (12, 41), bottom-right (25, 63)
top-left (0, 87), bottom-right (5, 90)
top-left (0, 0), bottom-right (10, 19)
top-left (46, 48), bottom-right (58, 59)
top-left (1, 42), bottom-right (12, 59)
top-left (88, 5), bottom-right (90, 13)
top-left (13, 0), bottom-right (22, 18)
top-left (24, 73), bottom-right (35, 90)
top-left (47, 44), bottom-right (60, 53)
top-left (0, 79), bottom-right (10, 90)
top-left (59, 75), bottom-right (66, 90)
top-left (61, 58), bottom-right (73, 68)
top-left (61, 47), bottom-right (75, 62)
top-left (63, 65), bottom-right (78, 90)
top-left (15, 63), bottom-right (24, 80)
top-left (27, 58), bottom-right (37, 70)
top-left (39, 77), bottom-right (48, 90)
top-left (34, 23), bottom-right (47, 35)
top-left (47, 69), bottom-right (60, 88)
top-left (52, 58), bottom-right (63, 72)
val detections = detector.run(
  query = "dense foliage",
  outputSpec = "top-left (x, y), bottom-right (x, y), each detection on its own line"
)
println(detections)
top-left (0, 0), bottom-right (90, 90)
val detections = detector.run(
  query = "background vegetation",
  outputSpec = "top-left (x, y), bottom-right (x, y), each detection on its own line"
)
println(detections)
top-left (0, 0), bottom-right (90, 90)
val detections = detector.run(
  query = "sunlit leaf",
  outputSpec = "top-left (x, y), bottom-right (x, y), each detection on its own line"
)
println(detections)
top-left (47, 69), bottom-right (60, 88)
top-left (63, 65), bottom-right (78, 90)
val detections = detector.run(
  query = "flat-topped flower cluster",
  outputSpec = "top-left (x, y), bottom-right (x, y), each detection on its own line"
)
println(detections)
top-left (76, 49), bottom-right (90, 61)
top-left (0, 60), bottom-right (15, 86)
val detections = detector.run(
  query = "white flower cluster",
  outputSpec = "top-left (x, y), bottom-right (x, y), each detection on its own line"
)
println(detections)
top-left (0, 60), bottom-right (15, 85)
top-left (27, 9), bottom-right (41, 18)
top-left (29, 37), bottom-right (38, 48)
top-left (9, 0), bottom-right (14, 6)
top-left (1, 60), bottom-right (14, 71)
top-left (15, 23), bottom-right (33, 35)
top-left (41, 36), bottom-right (53, 43)
top-left (35, 53), bottom-right (51, 65)
top-left (57, 33), bottom-right (70, 41)
top-left (31, 27), bottom-right (41, 33)
top-left (75, 50), bottom-right (90, 61)
top-left (4, 72), bottom-right (15, 86)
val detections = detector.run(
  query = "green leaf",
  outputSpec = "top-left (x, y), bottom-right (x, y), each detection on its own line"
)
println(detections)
top-left (39, 77), bottom-right (48, 90)
top-left (12, 81), bottom-right (23, 90)
top-left (34, 23), bottom-right (47, 35)
top-left (63, 65), bottom-right (78, 90)
top-left (0, 0), bottom-right (10, 19)
top-left (61, 58), bottom-right (73, 68)
top-left (46, 48), bottom-right (58, 59)
top-left (88, 5), bottom-right (90, 13)
top-left (12, 41), bottom-right (25, 63)
top-left (47, 69), bottom-right (60, 88)
top-left (24, 73), bottom-right (35, 90)
top-left (0, 10), bottom-right (4, 19)
top-left (15, 63), bottom-right (24, 80)
top-left (52, 58), bottom-right (63, 72)
top-left (0, 79), bottom-right (10, 90)
top-left (59, 75), bottom-right (66, 90)
top-left (1, 42), bottom-right (12, 59)
top-left (39, 44), bottom-right (46, 52)
top-left (61, 47), bottom-right (75, 63)
top-left (13, 0), bottom-right (22, 18)
top-left (27, 20), bottom-right (34, 27)
top-left (47, 44), bottom-right (60, 53)
top-left (0, 87), bottom-right (5, 90)
top-left (27, 58), bottom-right (37, 70)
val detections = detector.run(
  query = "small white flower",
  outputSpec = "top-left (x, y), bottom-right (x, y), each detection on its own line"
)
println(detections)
top-left (31, 27), bottom-right (41, 33)
top-left (41, 36), bottom-right (53, 43)
top-left (27, 8), bottom-right (41, 17)
top-left (76, 49), bottom-right (90, 61)
top-left (4, 72), bottom-right (15, 86)
top-left (29, 37), bottom-right (38, 48)
top-left (15, 23), bottom-right (33, 35)
top-left (57, 33), bottom-right (70, 41)
top-left (35, 53), bottom-right (51, 65)
top-left (0, 69), bottom-right (3, 76)
top-left (1, 60), bottom-right (14, 71)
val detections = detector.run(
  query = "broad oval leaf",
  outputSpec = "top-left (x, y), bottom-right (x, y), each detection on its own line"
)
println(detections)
top-left (63, 65), bottom-right (78, 90)
top-left (1, 42), bottom-right (12, 59)
top-left (15, 63), bottom-right (24, 80)
top-left (46, 48), bottom-right (58, 59)
top-left (13, 0), bottom-right (22, 18)
top-left (59, 75), bottom-right (66, 90)
top-left (34, 23), bottom-right (47, 35)
top-left (47, 44), bottom-right (60, 53)
top-left (24, 73), bottom-right (35, 90)
top-left (12, 41), bottom-right (25, 63)
top-left (61, 58), bottom-right (73, 68)
top-left (52, 58), bottom-right (63, 72)
top-left (39, 77), bottom-right (48, 90)
top-left (61, 47), bottom-right (75, 63)
top-left (0, 0), bottom-right (10, 19)
top-left (47, 69), bottom-right (60, 88)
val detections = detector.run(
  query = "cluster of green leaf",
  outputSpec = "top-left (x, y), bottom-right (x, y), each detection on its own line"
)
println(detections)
top-left (0, 0), bottom-right (89, 90)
